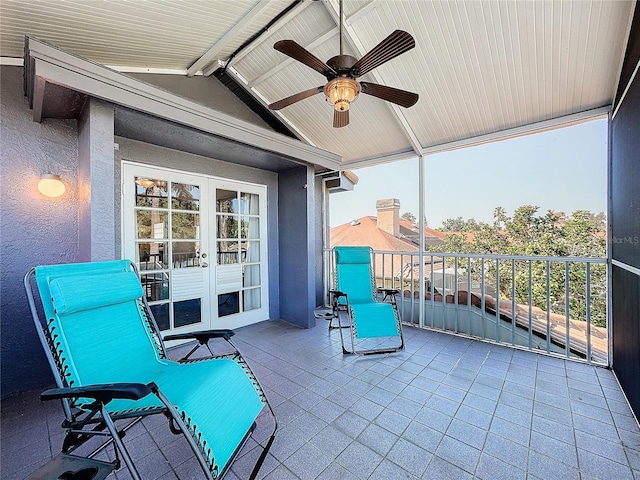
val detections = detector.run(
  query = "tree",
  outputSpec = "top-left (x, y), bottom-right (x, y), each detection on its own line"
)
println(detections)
top-left (401, 211), bottom-right (429, 227)
top-left (438, 216), bottom-right (483, 232)
top-left (429, 205), bottom-right (607, 327)
top-left (401, 212), bottom-right (416, 223)
top-left (493, 206), bottom-right (508, 229)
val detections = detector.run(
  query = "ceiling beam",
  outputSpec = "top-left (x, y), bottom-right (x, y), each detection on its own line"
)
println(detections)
top-left (611, 1), bottom-right (638, 107)
top-left (187, 0), bottom-right (273, 77)
top-left (419, 106), bottom-right (610, 157)
top-left (249, 27), bottom-right (338, 88)
top-left (229, 0), bottom-right (315, 67)
top-left (321, 0), bottom-right (423, 155)
top-left (342, 107), bottom-right (610, 170)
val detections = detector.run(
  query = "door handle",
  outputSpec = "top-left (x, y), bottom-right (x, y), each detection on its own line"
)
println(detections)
top-left (201, 262), bottom-right (209, 268)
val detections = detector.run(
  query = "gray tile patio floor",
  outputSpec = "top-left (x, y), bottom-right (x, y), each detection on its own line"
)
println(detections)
top-left (2, 319), bottom-right (640, 479)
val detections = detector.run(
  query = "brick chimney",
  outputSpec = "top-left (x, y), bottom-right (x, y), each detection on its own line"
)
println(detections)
top-left (376, 198), bottom-right (400, 237)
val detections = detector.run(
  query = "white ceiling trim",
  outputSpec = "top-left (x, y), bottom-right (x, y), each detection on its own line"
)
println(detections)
top-left (343, 106), bottom-right (610, 170)
top-left (201, 60), bottom-right (228, 77)
top-left (612, 58), bottom-right (640, 121)
top-left (342, 150), bottom-right (418, 170)
top-left (229, 0), bottom-right (315, 66)
top-left (0, 57), bottom-right (23, 66)
top-left (106, 66), bottom-right (200, 76)
top-left (418, 106), bottom-right (611, 157)
top-left (187, 0), bottom-right (273, 77)
top-left (611, 1), bottom-right (638, 104)
top-left (321, 0), bottom-right (423, 155)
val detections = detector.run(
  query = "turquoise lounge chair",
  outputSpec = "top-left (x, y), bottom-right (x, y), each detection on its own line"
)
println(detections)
top-left (24, 260), bottom-right (276, 480)
top-left (330, 246), bottom-right (405, 355)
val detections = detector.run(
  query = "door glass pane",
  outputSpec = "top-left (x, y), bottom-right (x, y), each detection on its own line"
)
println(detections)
top-left (217, 241), bottom-right (239, 264)
top-left (245, 241), bottom-right (260, 263)
top-left (174, 299), bottom-right (202, 327)
top-left (239, 192), bottom-right (259, 214)
top-left (137, 242), bottom-right (168, 269)
top-left (241, 217), bottom-right (259, 239)
top-left (136, 178), bottom-right (168, 208)
top-left (136, 211), bottom-right (168, 239)
top-left (243, 288), bottom-right (261, 311)
top-left (217, 215), bottom-right (238, 239)
top-left (172, 183), bottom-right (200, 211)
top-left (150, 303), bottom-right (170, 331)
top-left (141, 272), bottom-right (170, 302)
top-left (217, 190), bottom-right (238, 213)
top-left (172, 212), bottom-right (200, 239)
top-left (243, 265), bottom-right (260, 287)
top-left (218, 292), bottom-right (240, 317)
top-left (172, 242), bottom-right (201, 268)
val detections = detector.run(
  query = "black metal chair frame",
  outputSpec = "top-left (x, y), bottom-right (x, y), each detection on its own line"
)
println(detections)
top-left (24, 262), bottom-right (277, 480)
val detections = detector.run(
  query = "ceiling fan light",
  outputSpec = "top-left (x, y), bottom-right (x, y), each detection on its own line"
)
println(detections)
top-left (324, 78), bottom-right (360, 111)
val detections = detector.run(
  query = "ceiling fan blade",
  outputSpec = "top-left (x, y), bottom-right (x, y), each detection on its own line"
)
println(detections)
top-left (274, 40), bottom-right (336, 78)
top-left (333, 109), bottom-right (349, 128)
top-left (350, 30), bottom-right (415, 77)
top-left (361, 82), bottom-right (419, 108)
top-left (268, 86), bottom-right (324, 110)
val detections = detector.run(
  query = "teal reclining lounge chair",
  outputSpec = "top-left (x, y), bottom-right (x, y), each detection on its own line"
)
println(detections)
top-left (24, 260), bottom-right (276, 480)
top-left (330, 246), bottom-right (404, 355)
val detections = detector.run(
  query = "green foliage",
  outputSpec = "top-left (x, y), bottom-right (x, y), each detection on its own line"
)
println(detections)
top-left (401, 212), bottom-right (416, 223)
top-left (438, 216), bottom-right (483, 232)
top-left (401, 211), bottom-right (428, 227)
top-left (429, 205), bottom-right (607, 327)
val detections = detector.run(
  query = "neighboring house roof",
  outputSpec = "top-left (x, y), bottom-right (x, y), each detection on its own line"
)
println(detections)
top-left (330, 216), bottom-right (417, 281)
top-left (330, 216), bottom-right (418, 252)
top-left (398, 220), bottom-right (447, 240)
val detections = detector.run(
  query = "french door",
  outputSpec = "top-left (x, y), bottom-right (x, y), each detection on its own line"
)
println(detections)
top-left (122, 163), bottom-right (268, 335)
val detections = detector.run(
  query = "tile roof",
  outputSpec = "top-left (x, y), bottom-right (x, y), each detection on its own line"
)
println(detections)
top-left (398, 220), bottom-right (447, 240)
top-left (330, 216), bottom-right (417, 252)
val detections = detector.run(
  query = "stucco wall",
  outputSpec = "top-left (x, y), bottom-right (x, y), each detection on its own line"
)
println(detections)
top-left (278, 166), bottom-right (317, 328)
top-left (1, 66), bottom-right (80, 397)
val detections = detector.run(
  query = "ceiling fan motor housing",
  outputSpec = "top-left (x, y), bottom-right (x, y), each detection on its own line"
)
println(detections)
top-left (325, 55), bottom-right (361, 111)
top-left (327, 54), bottom-right (358, 72)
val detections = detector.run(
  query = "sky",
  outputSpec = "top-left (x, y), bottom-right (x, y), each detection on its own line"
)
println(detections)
top-left (329, 118), bottom-right (608, 228)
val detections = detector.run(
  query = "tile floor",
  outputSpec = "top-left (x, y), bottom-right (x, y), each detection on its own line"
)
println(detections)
top-left (2, 319), bottom-right (640, 479)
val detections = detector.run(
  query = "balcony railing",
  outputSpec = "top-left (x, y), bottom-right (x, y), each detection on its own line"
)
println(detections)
top-left (324, 249), bottom-right (608, 365)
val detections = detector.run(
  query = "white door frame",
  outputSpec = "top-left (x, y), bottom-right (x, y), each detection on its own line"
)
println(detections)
top-left (122, 162), bottom-right (269, 333)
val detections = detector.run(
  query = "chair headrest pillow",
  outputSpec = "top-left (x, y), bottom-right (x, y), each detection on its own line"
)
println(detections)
top-left (49, 271), bottom-right (144, 315)
top-left (335, 247), bottom-right (371, 264)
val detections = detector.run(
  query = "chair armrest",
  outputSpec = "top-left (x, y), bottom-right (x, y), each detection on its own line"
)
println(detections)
top-left (164, 329), bottom-right (235, 344)
top-left (329, 290), bottom-right (347, 299)
top-left (377, 288), bottom-right (400, 295)
top-left (41, 382), bottom-right (155, 403)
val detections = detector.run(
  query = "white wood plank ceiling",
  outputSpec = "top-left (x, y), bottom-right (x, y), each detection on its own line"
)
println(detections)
top-left (1, 0), bottom-right (635, 166)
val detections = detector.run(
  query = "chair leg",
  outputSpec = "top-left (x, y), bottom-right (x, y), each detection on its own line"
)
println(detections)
top-left (99, 405), bottom-right (141, 480)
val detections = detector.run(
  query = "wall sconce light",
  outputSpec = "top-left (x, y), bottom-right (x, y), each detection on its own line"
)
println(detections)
top-left (37, 173), bottom-right (65, 198)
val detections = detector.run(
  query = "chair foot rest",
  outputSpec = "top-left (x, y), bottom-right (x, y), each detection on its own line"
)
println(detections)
top-left (27, 453), bottom-right (116, 480)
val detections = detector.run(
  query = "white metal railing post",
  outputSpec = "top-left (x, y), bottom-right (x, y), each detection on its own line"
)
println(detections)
top-left (418, 154), bottom-right (425, 328)
top-left (565, 261), bottom-right (571, 357)
top-left (586, 262), bottom-right (592, 363)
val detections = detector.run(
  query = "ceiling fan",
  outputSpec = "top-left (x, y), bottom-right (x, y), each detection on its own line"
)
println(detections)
top-left (268, 0), bottom-right (419, 128)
